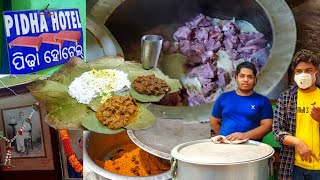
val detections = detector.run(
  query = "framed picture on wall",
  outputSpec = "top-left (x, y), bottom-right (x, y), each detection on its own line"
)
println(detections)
top-left (59, 130), bottom-right (83, 180)
top-left (0, 91), bottom-right (55, 171)
top-left (2, 105), bottom-right (45, 158)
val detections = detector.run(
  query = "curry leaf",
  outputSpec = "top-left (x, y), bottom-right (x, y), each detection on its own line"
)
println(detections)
top-left (81, 111), bottom-right (125, 134)
top-left (88, 96), bottom-right (103, 112)
top-left (87, 56), bottom-right (124, 70)
top-left (129, 88), bottom-right (165, 102)
top-left (45, 100), bottom-right (89, 130)
top-left (27, 80), bottom-right (70, 110)
top-left (0, 74), bottom-right (48, 89)
top-left (128, 70), bottom-right (182, 102)
top-left (125, 105), bottom-right (156, 130)
top-left (81, 104), bottom-right (155, 134)
top-left (127, 70), bottom-right (182, 93)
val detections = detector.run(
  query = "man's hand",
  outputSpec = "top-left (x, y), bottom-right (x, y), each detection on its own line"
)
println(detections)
top-left (226, 132), bottom-right (248, 141)
top-left (295, 139), bottom-right (320, 163)
top-left (311, 105), bottom-right (320, 123)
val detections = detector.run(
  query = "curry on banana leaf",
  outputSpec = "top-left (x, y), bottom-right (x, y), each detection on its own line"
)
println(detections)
top-left (27, 56), bottom-right (156, 133)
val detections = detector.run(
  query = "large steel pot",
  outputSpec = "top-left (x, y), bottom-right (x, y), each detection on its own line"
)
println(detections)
top-left (170, 139), bottom-right (274, 180)
top-left (83, 131), bottom-right (171, 180)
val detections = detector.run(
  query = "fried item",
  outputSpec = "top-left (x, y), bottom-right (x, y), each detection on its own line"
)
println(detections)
top-left (96, 96), bottom-right (138, 130)
top-left (101, 143), bottom-right (170, 176)
top-left (132, 74), bottom-right (171, 96)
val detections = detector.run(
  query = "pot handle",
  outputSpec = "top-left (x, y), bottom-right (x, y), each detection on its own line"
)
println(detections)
top-left (268, 156), bottom-right (275, 177)
top-left (170, 158), bottom-right (177, 180)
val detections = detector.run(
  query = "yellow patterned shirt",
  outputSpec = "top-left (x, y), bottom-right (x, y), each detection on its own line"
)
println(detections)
top-left (295, 88), bottom-right (320, 170)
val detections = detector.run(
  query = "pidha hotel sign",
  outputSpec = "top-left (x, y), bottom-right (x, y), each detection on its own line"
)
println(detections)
top-left (3, 8), bottom-right (83, 74)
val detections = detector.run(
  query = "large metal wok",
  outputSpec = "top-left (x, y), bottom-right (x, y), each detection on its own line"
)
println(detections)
top-left (102, 0), bottom-right (296, 121)
top-left (86, 0), bottom-right (296, 169)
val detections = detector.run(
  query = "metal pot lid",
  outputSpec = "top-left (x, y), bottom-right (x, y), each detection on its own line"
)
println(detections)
top-left (171, 139), bottom-right (274, 165)
top-left (127, 118), bottom-right (211, 160)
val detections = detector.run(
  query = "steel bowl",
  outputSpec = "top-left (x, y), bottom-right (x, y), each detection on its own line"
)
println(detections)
top-left (83, 131), bottom-right (171, 180)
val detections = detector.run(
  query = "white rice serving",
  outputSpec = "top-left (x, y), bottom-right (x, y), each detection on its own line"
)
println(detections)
top-left (68, 69), bottom-right (131, 104)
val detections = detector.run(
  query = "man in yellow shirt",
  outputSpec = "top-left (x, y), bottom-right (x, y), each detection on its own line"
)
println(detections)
top-left (273, 49), bottom-right (320, 180)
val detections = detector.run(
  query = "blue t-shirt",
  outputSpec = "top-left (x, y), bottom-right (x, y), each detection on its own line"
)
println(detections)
top-left (211, 90), bottom-right (273, 136)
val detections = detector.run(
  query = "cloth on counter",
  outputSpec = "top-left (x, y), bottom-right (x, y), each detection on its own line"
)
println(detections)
top-left (211, 135), bottom-right (249, 144)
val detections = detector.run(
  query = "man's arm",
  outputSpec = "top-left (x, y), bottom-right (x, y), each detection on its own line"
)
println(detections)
top-left (245, 118), bottom-right (272, 139)
top-left (272, 92), bottom-right (319, 163)
top-left (273, 93), bottom-right (290, 144)
top-left (282, 135), bottom-right (319, 163)
top-left (210, 116), bottom-right (221, 135)
top-left (226, 118), bottom-right (272, 140)
top-left (280, 104), bottom-right (320, 163)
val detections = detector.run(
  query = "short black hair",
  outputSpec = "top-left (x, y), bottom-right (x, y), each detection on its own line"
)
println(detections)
top-left (236, 61), bottom-right (257, 77)
top-left (291, 49), bottom-right (320, 70)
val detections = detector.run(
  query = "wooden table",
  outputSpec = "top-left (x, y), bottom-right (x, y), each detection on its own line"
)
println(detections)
top-left (54, 30), bottom-right (81, 46)
top-left (39, 33), bottom-right (64, 49)
top-left (8, 36), bottom-right (42, 52)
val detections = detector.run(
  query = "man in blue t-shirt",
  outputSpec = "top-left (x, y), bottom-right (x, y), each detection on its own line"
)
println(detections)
top-left (210, 61), bottom-right (273, 141)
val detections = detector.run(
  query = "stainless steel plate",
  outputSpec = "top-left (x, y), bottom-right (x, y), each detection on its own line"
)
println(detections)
top-left (127, 119), bottom-right (211, 160)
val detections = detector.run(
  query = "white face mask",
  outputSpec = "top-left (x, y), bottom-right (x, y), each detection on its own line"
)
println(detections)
top-left (294, 72), bottom-right (317, 89)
